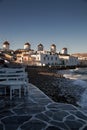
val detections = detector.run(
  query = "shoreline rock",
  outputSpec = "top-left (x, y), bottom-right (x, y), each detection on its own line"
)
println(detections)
top-left (26, 67), bottom-right (83, 106)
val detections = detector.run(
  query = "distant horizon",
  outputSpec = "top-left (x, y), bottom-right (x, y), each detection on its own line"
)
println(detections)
top-left (0, 0), bottom-right (87, 54)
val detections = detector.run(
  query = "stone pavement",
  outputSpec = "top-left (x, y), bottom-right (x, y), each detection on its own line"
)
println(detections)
top-left (0, 83), bottom-right (87, 130)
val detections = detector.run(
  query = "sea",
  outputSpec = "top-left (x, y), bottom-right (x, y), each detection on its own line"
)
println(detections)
top-left (58, 67), bottom-right (87, 108)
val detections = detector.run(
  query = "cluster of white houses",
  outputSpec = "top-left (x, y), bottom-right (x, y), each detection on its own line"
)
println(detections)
top-left (0, 41), bottom-right (80, 66)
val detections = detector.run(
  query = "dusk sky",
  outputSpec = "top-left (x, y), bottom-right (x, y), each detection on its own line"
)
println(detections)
top-left (0, 0), bottom-right (87, 54)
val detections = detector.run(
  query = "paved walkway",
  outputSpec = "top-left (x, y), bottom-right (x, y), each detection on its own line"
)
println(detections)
top-left (0, 83), bottom-right (87, 130)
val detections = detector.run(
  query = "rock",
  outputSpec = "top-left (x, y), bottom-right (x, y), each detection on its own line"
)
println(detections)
top-left (26, 67), bottom-right (81, 106)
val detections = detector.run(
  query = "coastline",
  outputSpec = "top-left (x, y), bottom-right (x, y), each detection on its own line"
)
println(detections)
top-left (26, 66), bottom-right (84, 107)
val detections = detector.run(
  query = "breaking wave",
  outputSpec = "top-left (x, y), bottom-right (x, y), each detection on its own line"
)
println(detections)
top-left (58, 68), bottom-right (87, 108)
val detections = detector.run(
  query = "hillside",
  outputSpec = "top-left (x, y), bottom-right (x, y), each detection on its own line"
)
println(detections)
top-left (72, 53), bottom-right (87, 57)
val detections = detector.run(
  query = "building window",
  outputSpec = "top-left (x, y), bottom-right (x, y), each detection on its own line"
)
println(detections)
top-left (48, 57), bottom-right (49, 60)
top-left (44, 57), bottom-right (46, 60)
top-left (55, 57), bottom-right (57, 60)
top-left (51, 57), bottom-right (53, 60)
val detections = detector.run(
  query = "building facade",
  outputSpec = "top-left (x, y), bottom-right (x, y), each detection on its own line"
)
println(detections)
top-left (31, 51), bottom-right (61, 66)
top-left (59, 55), bottom-right (79, 66)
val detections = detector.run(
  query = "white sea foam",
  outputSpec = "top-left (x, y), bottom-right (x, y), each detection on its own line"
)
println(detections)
top-left (63, 73), bottom-right (81, 80)
top-left (58, 68), bottom-right (87, 108)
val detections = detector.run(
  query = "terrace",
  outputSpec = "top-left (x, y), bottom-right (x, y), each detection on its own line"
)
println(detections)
top-left (0, 83), bottom-right (87, 130)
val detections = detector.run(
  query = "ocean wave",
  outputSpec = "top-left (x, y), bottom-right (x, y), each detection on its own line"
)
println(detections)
top-left (74, 68), bottom-right (87, 75)
top-left (63, 74), bottom-right (81, 80)
top-left (73, 79), bottom-right (87, 88)
top-left (58, 68), bottom-right (87, 108)
top-left (78, 89), bottom-right (87, 108)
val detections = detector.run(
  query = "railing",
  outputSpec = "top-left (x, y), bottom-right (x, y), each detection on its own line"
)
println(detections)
top-left (0, 67), bottom-right (29, 100)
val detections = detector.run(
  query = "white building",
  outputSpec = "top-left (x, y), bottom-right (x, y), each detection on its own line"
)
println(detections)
top-left (59, 54), bottom-right (79, 66)
top-left (72, 53), bottom-right (87, 66)
top-left (78, 57), bottom-right (87, 65)
top-left (31, 51), bottom-right (61, 66)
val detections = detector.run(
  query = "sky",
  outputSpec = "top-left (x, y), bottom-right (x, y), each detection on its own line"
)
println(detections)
top-left (0, 0), bottom-right (87, 54)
